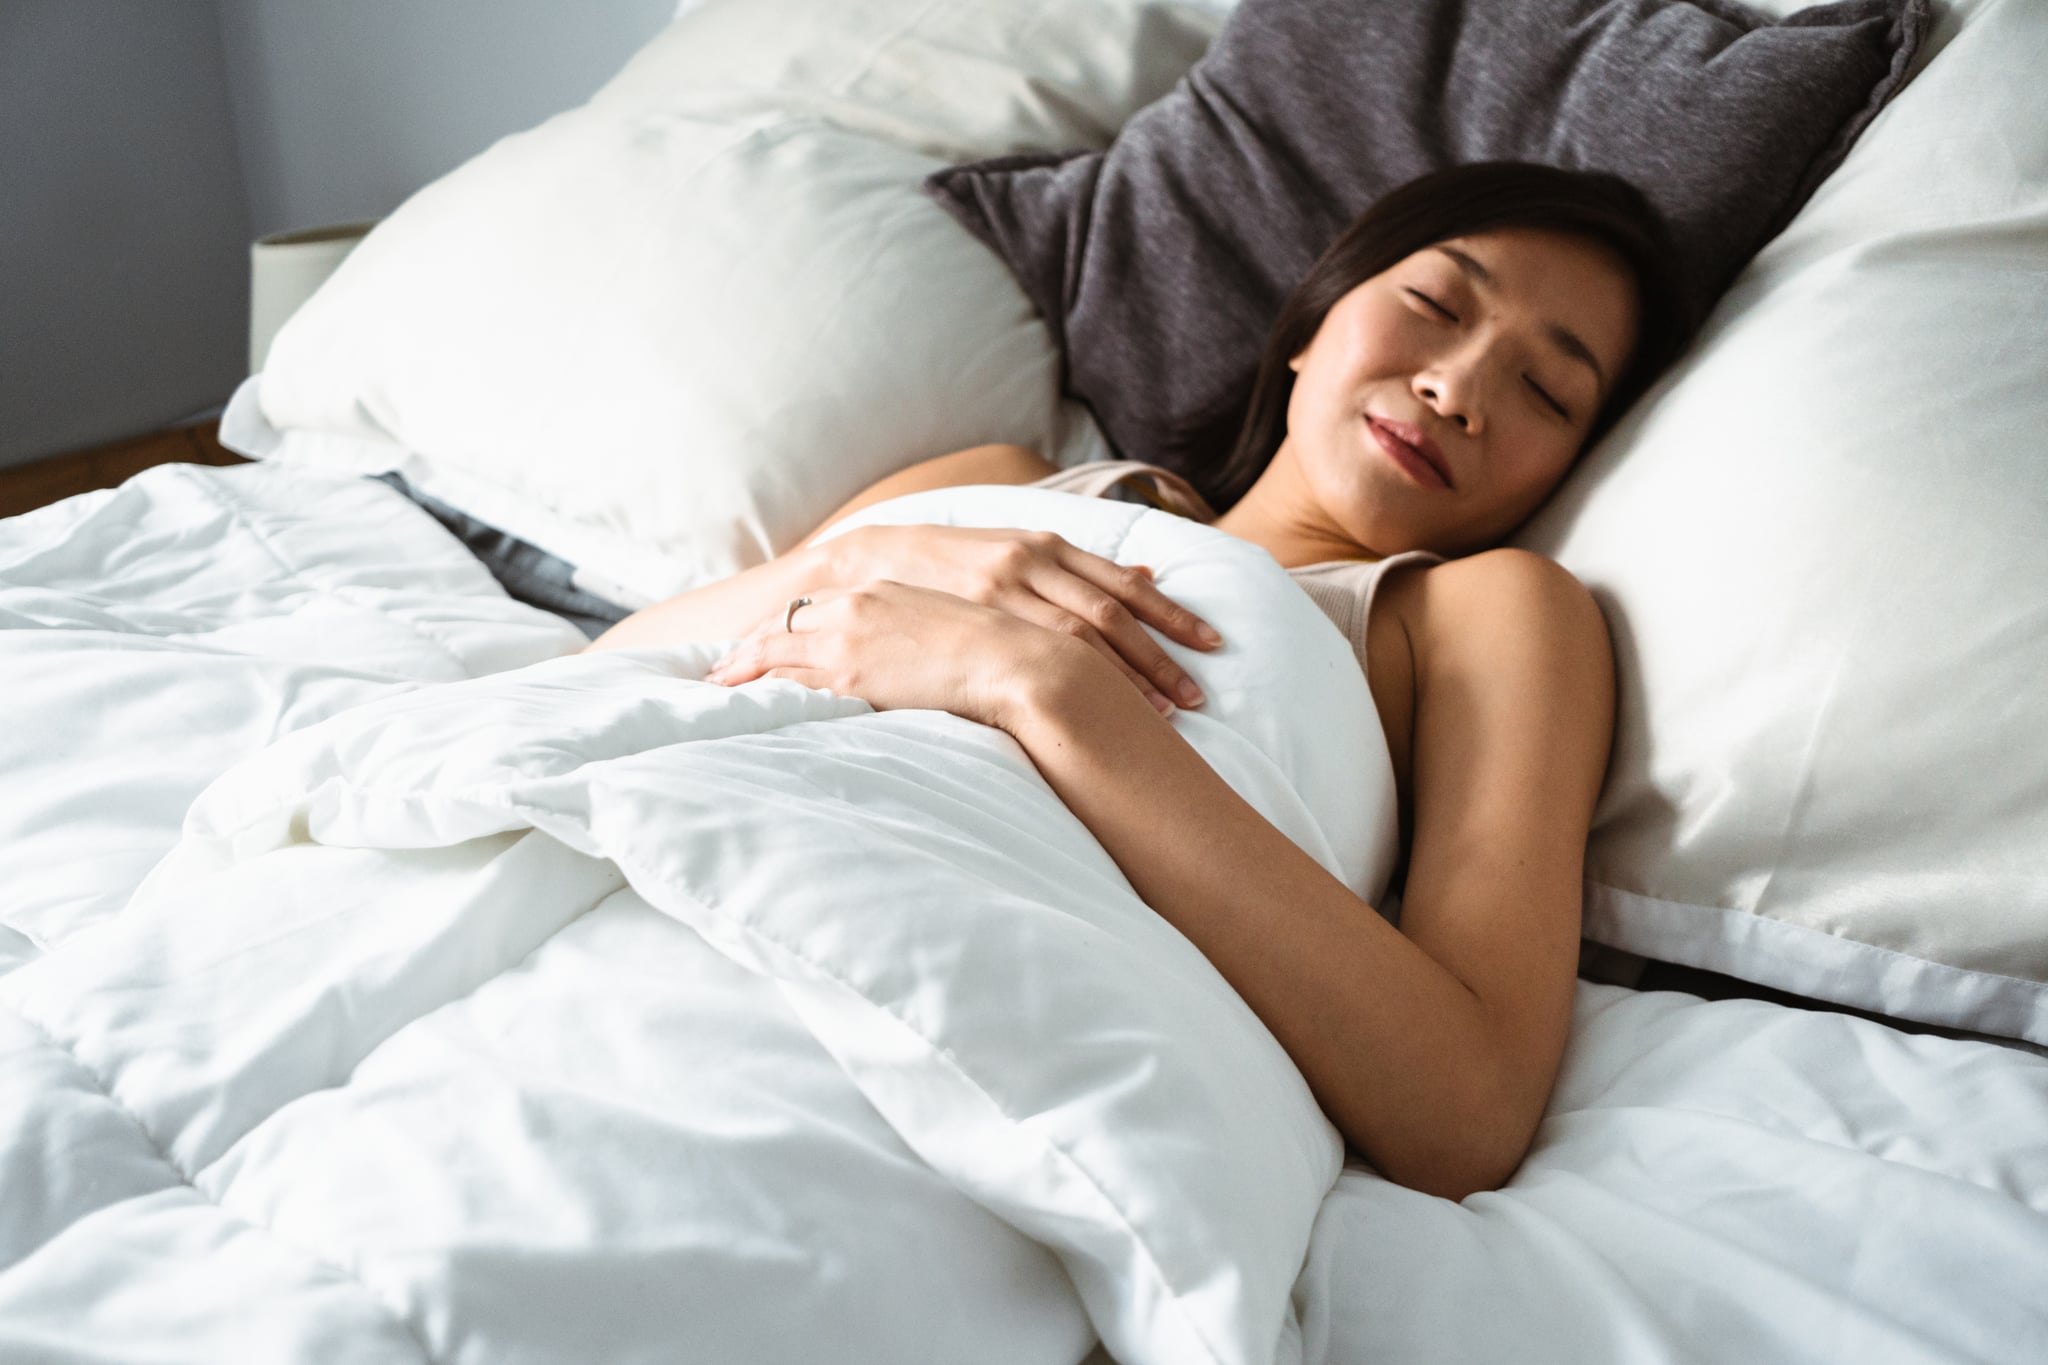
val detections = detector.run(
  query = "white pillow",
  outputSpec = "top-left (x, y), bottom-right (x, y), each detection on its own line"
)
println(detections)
top-left (1512, 0), bottom-right (2048, 1044)
top-left (607, 0), bottom-right (1237, 165)
top-left (240, 0), bottom-right (1228, 604)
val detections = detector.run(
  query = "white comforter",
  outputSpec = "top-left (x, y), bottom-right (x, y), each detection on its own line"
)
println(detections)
top-left (4, 463), bottom-right (2046, 1365)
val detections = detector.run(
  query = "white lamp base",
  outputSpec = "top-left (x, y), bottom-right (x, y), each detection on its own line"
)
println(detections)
top-left (248, 220), bottom-right (378, 374)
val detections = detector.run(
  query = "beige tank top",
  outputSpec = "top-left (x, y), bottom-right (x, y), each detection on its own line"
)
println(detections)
top-left (1029, 461), bottom-right (1442, 674)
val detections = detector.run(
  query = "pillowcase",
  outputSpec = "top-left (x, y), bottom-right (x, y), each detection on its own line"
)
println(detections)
top-left (1508, 0), bottom-right (2048, 1044)
top-left (925, 0), bottom-right (1930, 485)
top-left (603, 0), bottom-right (1240, 166)
top-left (238, 0), bottom-right (1229, 604)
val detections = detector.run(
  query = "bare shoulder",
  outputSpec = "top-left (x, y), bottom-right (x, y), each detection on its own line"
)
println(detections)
top-left (1389, 547), bottom-right (1612, 682)
top-left (807, 443), bottom-right (1057, 542)
top-left (1407, 546), bottom-right (1605, 628)
top-left (1377, 547), bottom-right (1616, 801)
top-left (906, 442), bottom-right (1060, 487)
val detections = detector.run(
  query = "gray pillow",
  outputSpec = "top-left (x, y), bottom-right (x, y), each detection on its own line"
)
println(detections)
top-left (925, 0), bottom-right (1929, 490)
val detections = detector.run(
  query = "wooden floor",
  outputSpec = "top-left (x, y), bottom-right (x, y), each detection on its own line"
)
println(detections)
top-left (0, 422), bottom-right (247, 520)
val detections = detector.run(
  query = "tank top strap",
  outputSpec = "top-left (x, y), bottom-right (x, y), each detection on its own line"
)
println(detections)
top-left (1030, 460), bottom-right (1218, 522)
top-left (1285, 550), bottom-right (1443, 667)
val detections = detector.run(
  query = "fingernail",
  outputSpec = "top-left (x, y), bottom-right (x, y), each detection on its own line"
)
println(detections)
top-left (1177, 679), bottom-right (1204, 708)
top-left (1149, 691), bottom-right (1176, 716)
top-left (1134, 565), bottom-right (1155, 579)
top-left (1194, 623), bottom-right (1222, 648)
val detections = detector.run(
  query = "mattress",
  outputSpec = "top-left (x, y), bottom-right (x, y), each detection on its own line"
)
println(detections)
top-left (4, 461), bottom-right (2044, 1362)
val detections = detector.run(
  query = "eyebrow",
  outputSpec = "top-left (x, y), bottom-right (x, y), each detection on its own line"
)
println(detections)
top-left (1431, 245), bottom-right (1608, 394)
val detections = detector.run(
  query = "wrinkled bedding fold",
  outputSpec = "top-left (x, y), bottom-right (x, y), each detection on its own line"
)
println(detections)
top-left (4, 463), bottom-right (2046, 1364)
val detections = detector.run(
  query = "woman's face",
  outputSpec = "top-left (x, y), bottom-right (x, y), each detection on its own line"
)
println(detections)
top-left (1278, 227), bottom-right (1640, 557)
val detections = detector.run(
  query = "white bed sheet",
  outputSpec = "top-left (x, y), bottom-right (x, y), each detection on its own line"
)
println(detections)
top-left (4, 463), bottom-right (2045, 1364)
top-left (0, 460), bottom-right (587, 970)
top-left (1301, 986), bottom-right (2048, 1363)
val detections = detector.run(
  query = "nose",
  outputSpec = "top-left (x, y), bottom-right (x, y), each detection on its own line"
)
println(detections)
top-left (1412, 341), bottom-right (1487, 435)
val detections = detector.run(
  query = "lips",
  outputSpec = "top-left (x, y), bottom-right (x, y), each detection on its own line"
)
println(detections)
top-left (1366, 416), bottom-right (1453, 489)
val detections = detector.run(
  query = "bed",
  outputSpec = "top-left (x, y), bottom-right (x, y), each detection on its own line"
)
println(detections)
top-left (4, 0), bottom-right (2045, 1362)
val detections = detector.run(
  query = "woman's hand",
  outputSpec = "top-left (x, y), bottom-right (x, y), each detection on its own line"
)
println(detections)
top-left (820, 524), bottom-right (1218, 713)
top-left (702, 580), bottom-right (1144, 731)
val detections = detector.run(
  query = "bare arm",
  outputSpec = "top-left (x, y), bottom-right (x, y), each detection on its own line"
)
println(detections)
top-left (704, 548), bottom-right (1613, 1203)
top-left (706, 549), bottom-right (1613, 1197)
top-left (1001, 548), bottom-right (1612, 1198)
top-left (800, 443), bottom-right (1058, 546)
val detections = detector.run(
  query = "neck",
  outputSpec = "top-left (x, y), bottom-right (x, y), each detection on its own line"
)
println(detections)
top-left (1212, 448), bottom-right (1379, 568)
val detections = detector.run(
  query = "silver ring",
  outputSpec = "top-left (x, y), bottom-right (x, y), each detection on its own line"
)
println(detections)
top-left (784, 596), bottom-right (813, 632)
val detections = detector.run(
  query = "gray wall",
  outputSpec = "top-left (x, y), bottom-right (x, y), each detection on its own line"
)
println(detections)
top-left (0, 1), bottom-right (250, 468)
top-left (1, 0), bottom-right (677, 470)
top-left (217, 0), bottom-right (677, 240)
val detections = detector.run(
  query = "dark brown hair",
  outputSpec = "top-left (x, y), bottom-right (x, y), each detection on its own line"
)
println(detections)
top-left (1203, 161), bottom-right (1696, 512)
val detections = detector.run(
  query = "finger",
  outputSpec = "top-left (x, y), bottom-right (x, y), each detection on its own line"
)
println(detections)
top-left (1041, 610), bottom-right (1176, 715)
top-left (706, 631), bottom-right (769, 683)
top-left (1053, 547), bottom-right (1222, 650)
top-left (1034, 576), bottom-right (1206, 709)
top-left (707, 623), bottom-right (817, 687)
top-left (708, 586), bottom-right (847, 681)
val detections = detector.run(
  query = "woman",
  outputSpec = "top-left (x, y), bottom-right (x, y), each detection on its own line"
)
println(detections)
top-left (588, 162), bottom-right (1694, 1200)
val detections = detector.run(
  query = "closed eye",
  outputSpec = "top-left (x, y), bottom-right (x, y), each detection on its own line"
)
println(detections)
top-left (1526, 377), bottom-right (1570, 421)
top-left (1406, 288), bottom-right (1457, 321)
